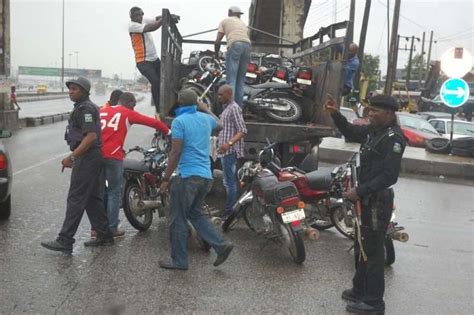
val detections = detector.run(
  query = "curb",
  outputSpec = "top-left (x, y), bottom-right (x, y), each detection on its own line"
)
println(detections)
top-left (319, 137), bottom-right (474, 181)
top-left (18, 95), bottom-right (146, 128)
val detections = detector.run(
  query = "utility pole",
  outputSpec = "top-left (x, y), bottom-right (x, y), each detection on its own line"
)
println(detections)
top-left (386, 0), bottom-right (390, 57)
top-left (354, 0), bottom-right (372, 92)
top-left (61, 0), bottom-right (65, 92)
top-left (425, 30), bottom-right (434, 81)
top-left (419, 31), bottom-right (425, 86)
top-left (405, 35), bottom-right (415, 88)
top-left (347, 0), bottom-right (356, 44)
top-left (74, 51), bottom-right (79, 68)
top-left (384, 0), bottom-right (401, 95)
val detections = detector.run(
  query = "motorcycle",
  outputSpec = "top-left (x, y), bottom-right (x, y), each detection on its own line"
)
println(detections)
top-left (328, 156), bottom-right (409, 266)
top-left (122, 133), bottom-right (220, 250)
top-left (182, 57), bottom-right (311, 123)
top-left (222, 142), bottom-right (319, 264)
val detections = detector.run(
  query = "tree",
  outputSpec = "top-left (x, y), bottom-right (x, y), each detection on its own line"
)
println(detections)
top-left (361, 54), bottom-right (380, 91)
top-left (403, 54), bottom-right (425, 81)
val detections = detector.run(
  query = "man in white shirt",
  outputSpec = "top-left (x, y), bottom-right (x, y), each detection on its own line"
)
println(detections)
top-left (214, 6), bottom-right (251, 107)
top-left (128, 7), bottom-right (179, 117)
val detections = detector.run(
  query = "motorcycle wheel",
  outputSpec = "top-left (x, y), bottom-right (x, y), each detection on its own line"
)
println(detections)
top-left (183, 84), bottom-right (214, 112)
top-left (222, 203), bottom-right (248, 232)
top-left (330, 203), bottom-right (355, 240)
top-left (264, 95), bottom-right (302, 123)
top-left (198, 55), bottom-right (215, 72)
top-left (123, 182), bottom-right (153, 231)
top-left (384, 236), bottom-right (396, 266)
top-left (242, 202), bottom-right (259, 232)
top-left (280, 223), bottom-right (305, 264)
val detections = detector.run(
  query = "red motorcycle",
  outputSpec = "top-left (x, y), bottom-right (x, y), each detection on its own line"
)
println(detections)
top-left (257, 141), bottom-right (337, 231)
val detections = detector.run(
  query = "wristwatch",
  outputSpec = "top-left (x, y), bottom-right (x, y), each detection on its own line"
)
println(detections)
top-left (69, 154), bottom-right (76, 162)
top-left (228, 140), bottom-right (234, 146)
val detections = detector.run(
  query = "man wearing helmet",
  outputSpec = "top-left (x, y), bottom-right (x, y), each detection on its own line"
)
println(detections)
top-left (325, 94), bottom-right (406, 314)
top-left (41, 77), bottom-right (113, 253)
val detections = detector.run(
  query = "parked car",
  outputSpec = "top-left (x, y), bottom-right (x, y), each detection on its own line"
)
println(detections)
top-left (417, 111), bottom-right (452, 121)
top-left (0, 130), bottom-right (12, 220)
top-left (396, 112), bottom-right (440, 147)
top-left (428, 119), bottom-right (474, 139)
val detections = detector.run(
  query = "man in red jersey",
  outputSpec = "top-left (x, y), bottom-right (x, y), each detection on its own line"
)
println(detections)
top-left (96, 92), bottom-right (170, 238)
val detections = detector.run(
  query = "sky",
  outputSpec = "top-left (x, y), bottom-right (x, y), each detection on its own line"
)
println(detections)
top-left (10, 0), bottom-right (474, 80)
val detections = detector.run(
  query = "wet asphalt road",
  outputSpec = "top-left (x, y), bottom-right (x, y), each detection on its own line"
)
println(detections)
top-left (1, 95), bottom-right (473, 314)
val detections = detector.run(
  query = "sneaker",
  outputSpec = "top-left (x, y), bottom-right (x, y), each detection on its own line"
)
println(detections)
top-left (112, 230), bottom-right (125, 238)
top-left (213, 242), bottom-right (234, 267)
top-left (342, 289), bottom-right (362, 303)
top-left (90, 230), bottom-right (97, 239)
top-left (84, 237), bottom-right (114, 247)
top-left (41, 240), bottom-right (72, 253)
top-left (159, 259), bottom-right (188, 271)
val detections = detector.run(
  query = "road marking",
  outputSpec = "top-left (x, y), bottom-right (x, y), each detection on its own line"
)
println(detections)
top-left (13, 152), bottom-right (70, 176)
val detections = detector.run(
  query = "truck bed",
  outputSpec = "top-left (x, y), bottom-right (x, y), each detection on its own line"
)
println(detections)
top-left (244, 121), bottom-right (336, 143)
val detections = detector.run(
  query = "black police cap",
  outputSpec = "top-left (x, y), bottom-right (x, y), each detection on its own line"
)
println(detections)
top-left (368, 95), bottom-right (399, 111)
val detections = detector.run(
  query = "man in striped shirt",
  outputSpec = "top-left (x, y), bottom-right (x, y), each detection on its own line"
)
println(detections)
top-left (217, 85), bottom-right (247, 218)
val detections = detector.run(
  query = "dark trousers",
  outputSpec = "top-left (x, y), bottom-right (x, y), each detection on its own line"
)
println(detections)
top-left (58, 149), bottom-right (111, 244)
top-left (137, 59), bottom-right (161, 113)
top-left (352, 226), bottom-right (386, 306)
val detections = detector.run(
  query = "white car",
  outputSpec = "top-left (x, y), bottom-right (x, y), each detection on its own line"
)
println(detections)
top-left (428, 119), bottom-right (474, 139)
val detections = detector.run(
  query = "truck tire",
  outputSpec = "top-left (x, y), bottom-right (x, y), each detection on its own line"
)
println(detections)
top-left (451, 137), bottom-right (474, 149)
top-left (451, 147), bottom-right (473, 157)
top-left (425, 137), bottom-right (451, 154)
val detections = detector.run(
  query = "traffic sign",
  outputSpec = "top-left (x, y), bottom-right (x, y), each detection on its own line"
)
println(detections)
top-left (440, 47), bottom-right (472, 78)
top-left (439, 78), bottom-right (470, 108)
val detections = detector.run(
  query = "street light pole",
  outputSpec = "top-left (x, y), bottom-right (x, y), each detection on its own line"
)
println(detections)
top-left (61, 0), bottom-right (65, 92)
top-left (68, 53), bottom-right (72, 68)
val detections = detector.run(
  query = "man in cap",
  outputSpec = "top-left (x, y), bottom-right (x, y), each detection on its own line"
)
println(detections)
top-left (41, 77), bottom-right (113, 253)
top-left (215, 6), bottom-right (251, 107)
top-left (128, 7), bottom-right (179, 118)
top-left (324, 94), bottom-right (406, 314)
top-left (159, 89), bottom-right (233, 270)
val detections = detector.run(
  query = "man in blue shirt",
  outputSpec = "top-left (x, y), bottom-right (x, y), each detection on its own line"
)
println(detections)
top-left (343, 43), bottom-right (360, 96)
top-left (159, 89), bottom-right (234, 270)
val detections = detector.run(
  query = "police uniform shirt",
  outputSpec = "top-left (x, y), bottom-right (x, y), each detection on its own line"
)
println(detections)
top-left (67, 99), bottom-right (102, 150)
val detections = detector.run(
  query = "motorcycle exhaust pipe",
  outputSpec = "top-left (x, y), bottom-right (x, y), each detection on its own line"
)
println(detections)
top-left (304, 227), bottom-right (320, 241)
top-left (137, 200), bottom-right (163, 210)
top-left (391, 231), bottom-right (409, 242)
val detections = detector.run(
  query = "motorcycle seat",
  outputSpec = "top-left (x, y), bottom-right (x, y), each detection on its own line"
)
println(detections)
top-left (305, 168), bottom-right (334, 191)
top-left (123, 158), bottom-right (149, 172)
top-left (248, 82), bottom-right (291, 90)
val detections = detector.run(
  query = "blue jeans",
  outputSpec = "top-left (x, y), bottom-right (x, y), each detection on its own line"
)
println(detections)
top-left (169, 176), bottom-right (227, 267)
top-left (221, 153), bottom-right (237, 216)
top-left (226, 41), bottom-right (251, 106)
top-left (104, 158), bottom-right (123, 231)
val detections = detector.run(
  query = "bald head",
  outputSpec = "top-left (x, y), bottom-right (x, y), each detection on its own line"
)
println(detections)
top-left (349, 43), bottom-right (359, 57)
top-left (217, 84), bottom-right (233, 105)
top-left (118, 92), bottom-right (136, 109)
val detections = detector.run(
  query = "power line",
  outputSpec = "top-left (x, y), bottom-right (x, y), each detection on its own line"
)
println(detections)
top-left (376, 0), bottom-right (470, 47)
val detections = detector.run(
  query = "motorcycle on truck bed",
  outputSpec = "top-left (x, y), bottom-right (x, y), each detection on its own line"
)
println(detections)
top-left (158, 9), bottom-right (354, 170)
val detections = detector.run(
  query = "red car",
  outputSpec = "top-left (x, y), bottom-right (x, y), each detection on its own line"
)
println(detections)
top-left (396, 112), bottom-right (440, 147)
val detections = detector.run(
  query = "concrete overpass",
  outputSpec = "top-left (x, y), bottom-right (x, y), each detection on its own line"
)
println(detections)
top-left (248, 0), bottom-right (312, 54)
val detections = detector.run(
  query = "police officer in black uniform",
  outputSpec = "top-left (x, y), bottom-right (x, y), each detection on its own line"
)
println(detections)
top-left (41, 77), bottom-right (113, 253)
top-left (325, 94), bottom-right (406, 314)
